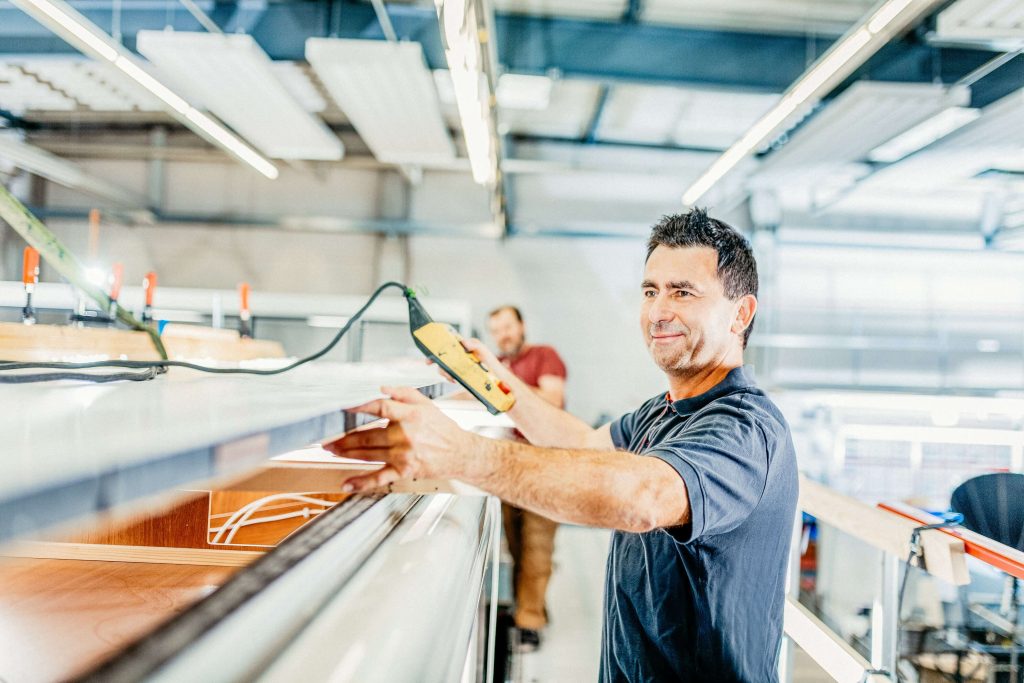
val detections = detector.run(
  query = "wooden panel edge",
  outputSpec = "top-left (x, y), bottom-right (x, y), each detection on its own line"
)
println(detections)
top-left (1, 541), bottom-right (263, 567)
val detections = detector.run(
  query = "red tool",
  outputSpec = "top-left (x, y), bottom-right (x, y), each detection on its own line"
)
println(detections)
top-left (142, 271), bottom-right (157, 324)
top-left (22, 246), bottom-right (39, 325)
top-left (238, 282), bottom-right (252, 338)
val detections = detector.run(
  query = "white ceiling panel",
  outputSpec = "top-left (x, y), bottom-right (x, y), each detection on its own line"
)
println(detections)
top-left (642, 0), bottom-right (876, 35)
top-left (138, 31), bottom-right (343, 161)
top-left (307, 39), bottom-right (454, 165)
top-left (494, 0), bottom-right (627, 20)
top-left (934, 88), bottom-right (1024, 150)
top-left (0, 58), bottom-right (163, 114)
top-left (270, 62), bottom-right (329, 114)
top-left (501, 79), bottom-right (604, 139)
top-left (936, 0), bottom-right (1024, 48)
top-left (597, 84), bottom-right (779, 150)
top-left (755, 81), bottom-right (970, 180)
top-left (435, 72), bottom-right (603, 140)
top-left (857, 88), bottom-right (1024, 194)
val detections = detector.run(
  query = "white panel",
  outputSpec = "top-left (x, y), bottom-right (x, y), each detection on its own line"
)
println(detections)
top-left (0, 62), bottom-right (74, 114)
top-left (306, 39), bottom-right (454, 165)
top-left (493, 0), bottom-right (626, 20)
top-left (858, 88), bottom-right (1024, 194)
top-left (756, 81), bottom-right (970, 178)
top-left (137, 31), bottom-right (343, 161)
top-left (21, 59), bottom-right (163, 112)
top-left (934, 88), bottom-right (1024, 150)
top-left (503, 80), bottom-right (603, 139)
top-left (270, 62), bottom-right (328, 113)
top-left (597, 84), bottom-right (779, 149)
top-left (937, 0), bottom-right (1024, 47)
top-left (643, 0), bottom-right (876, 34)
top-left (434, 71), bottom-right (601, 139)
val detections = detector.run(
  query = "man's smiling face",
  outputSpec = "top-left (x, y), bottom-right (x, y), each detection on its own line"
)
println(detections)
top-left (640, 244), bottom-right (740, 377)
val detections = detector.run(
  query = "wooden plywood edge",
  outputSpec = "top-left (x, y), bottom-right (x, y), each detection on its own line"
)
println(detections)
top-left (0, 321), bottom-right (284, 362)
top-left (1, 541), bottom-right (263, 567)
top-left (799, 475), bottom-right (969, 586)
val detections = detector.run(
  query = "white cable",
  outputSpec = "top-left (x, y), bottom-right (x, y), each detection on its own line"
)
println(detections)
top-left (212, 507), bottom-right (326, 545)
top-left (209, 493), bottom-right (334, 545)
top-left (224, 503), bottom-right (319, 545)
top-left (211, 492), bottom-right (333, 543)
top-left (208, 508), bottom-right (324, 535)
top-left (211, 493), bottom-right (333, 544)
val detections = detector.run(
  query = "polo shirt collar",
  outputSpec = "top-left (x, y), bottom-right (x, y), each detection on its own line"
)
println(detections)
top-left (668, 366), bottom-right (755, 416)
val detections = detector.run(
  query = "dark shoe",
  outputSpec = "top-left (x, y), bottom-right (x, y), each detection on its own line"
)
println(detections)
top-left (516, 628), bottom-right (542, 653)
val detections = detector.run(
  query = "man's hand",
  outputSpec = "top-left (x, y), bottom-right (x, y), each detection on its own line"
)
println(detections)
top-left (324, 386), bottom-right (479, 493)
top-left (427, 337), bottom-right (515, 387)
top-left (459, 337), bottom-right (514, 382)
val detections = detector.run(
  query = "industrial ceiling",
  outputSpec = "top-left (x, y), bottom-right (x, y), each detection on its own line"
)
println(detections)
top-left (0, 0), bottom-right (1023, 246)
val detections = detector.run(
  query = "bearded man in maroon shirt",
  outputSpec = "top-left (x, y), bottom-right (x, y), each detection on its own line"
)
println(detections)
top-left (487, 305), bottom-right (568, 653)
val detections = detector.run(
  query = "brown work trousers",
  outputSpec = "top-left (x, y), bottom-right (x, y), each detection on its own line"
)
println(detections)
top-left (503, 503), bottom-right (558, 630)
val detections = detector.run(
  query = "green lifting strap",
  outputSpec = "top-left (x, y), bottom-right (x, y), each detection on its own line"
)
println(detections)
top-left (0, 184), bottom-right (168, 360)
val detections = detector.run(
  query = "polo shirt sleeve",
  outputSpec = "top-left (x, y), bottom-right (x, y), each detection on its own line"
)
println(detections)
top-left (535, 346), bottom-right (567, 380)
top-left (647, 397), bottom-right (769, 544)
top-left (609, 408), bottom-right (639, 450)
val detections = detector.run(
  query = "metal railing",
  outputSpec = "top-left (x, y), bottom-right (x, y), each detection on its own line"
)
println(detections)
top-left (782, 476), bottom-right (970, 682)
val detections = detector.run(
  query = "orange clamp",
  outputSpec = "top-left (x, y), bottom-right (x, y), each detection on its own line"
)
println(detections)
top-left (109, 263), bottom-right (124, 301)
top-left (143, 272), bottom-right (157, 307)
top-left (238, 282), bottom-right (251, 315)
top-left (22, 247), bottom-right (39, 286)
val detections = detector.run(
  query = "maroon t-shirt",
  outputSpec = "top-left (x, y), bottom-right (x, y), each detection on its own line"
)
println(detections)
top-left (500, 344), bottom-right (567, 390)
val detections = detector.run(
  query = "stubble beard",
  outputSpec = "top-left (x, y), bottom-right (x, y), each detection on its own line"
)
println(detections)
top-left (646, 322), bottom-right (706, 378)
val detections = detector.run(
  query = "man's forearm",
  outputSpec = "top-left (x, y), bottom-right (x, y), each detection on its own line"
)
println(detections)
top-left (461, 435), bottom-right (689, 532)
top-left (505, 372), bottom-right (604, 448)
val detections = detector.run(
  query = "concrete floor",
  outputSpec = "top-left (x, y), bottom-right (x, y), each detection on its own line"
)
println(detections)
top-left (509, 525), bottom-right (831, 683)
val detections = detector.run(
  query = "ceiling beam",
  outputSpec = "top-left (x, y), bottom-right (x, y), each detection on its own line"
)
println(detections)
top-left (0, 0), bottom-right (1006, 95)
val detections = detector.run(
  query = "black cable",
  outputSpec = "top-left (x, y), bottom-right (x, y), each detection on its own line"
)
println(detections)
top-left (894, 512), bottom-right (964, 682)
top-left (898, 513), bottom-right (965, 617)
top-left (0, 281), bottom-right (411, 384)
top-left (0, 367), bottom-right (162, 384)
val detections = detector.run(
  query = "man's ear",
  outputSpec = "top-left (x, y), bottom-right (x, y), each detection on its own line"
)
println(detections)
top-left (732, 295), bottom-right (757, 338)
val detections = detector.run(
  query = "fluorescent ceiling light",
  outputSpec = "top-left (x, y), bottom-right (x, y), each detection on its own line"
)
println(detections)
top-left (137, 31), bottom-right (342, 161)
top-left (868, 106), bottom-right (981, 162)
top-left (436, 0), bottom-right (499, 186)
top-left (681, 0), bottom-right (945, 206)
top-left (10, 0), bottom-right (279, 180)
top-left (0, 132), bottom-right (145, 206)
top-left (305, 39), bottom-right (452, 165)
top-left (496, 74), bottom-right (553, 110)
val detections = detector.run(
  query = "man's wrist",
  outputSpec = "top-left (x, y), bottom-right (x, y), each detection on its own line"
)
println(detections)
top-left (457, 433), bottom-right (502, 487)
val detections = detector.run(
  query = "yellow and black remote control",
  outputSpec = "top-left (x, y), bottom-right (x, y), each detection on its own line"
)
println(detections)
top-left (406, 291), bottom-right (515, 415)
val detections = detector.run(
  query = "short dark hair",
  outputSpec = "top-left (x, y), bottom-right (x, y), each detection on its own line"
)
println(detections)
top-left (646, 208), bottom-right (758, 348)
top-left (488, 305), bottom-right (523, 323)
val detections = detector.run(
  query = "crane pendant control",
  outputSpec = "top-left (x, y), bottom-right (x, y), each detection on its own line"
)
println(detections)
top-left (405, 291), bottom-right (515, 415)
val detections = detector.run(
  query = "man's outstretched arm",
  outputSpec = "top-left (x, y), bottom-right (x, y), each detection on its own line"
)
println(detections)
top-left (326, 386), bottom-right (689, 533)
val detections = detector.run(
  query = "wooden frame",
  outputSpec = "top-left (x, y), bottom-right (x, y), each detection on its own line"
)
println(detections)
top-left (800, 476), bottom-right (969, 586)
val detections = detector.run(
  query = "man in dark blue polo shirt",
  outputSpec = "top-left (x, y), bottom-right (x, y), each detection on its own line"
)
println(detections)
top-left (329, 208), bottom-right (799, 682)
